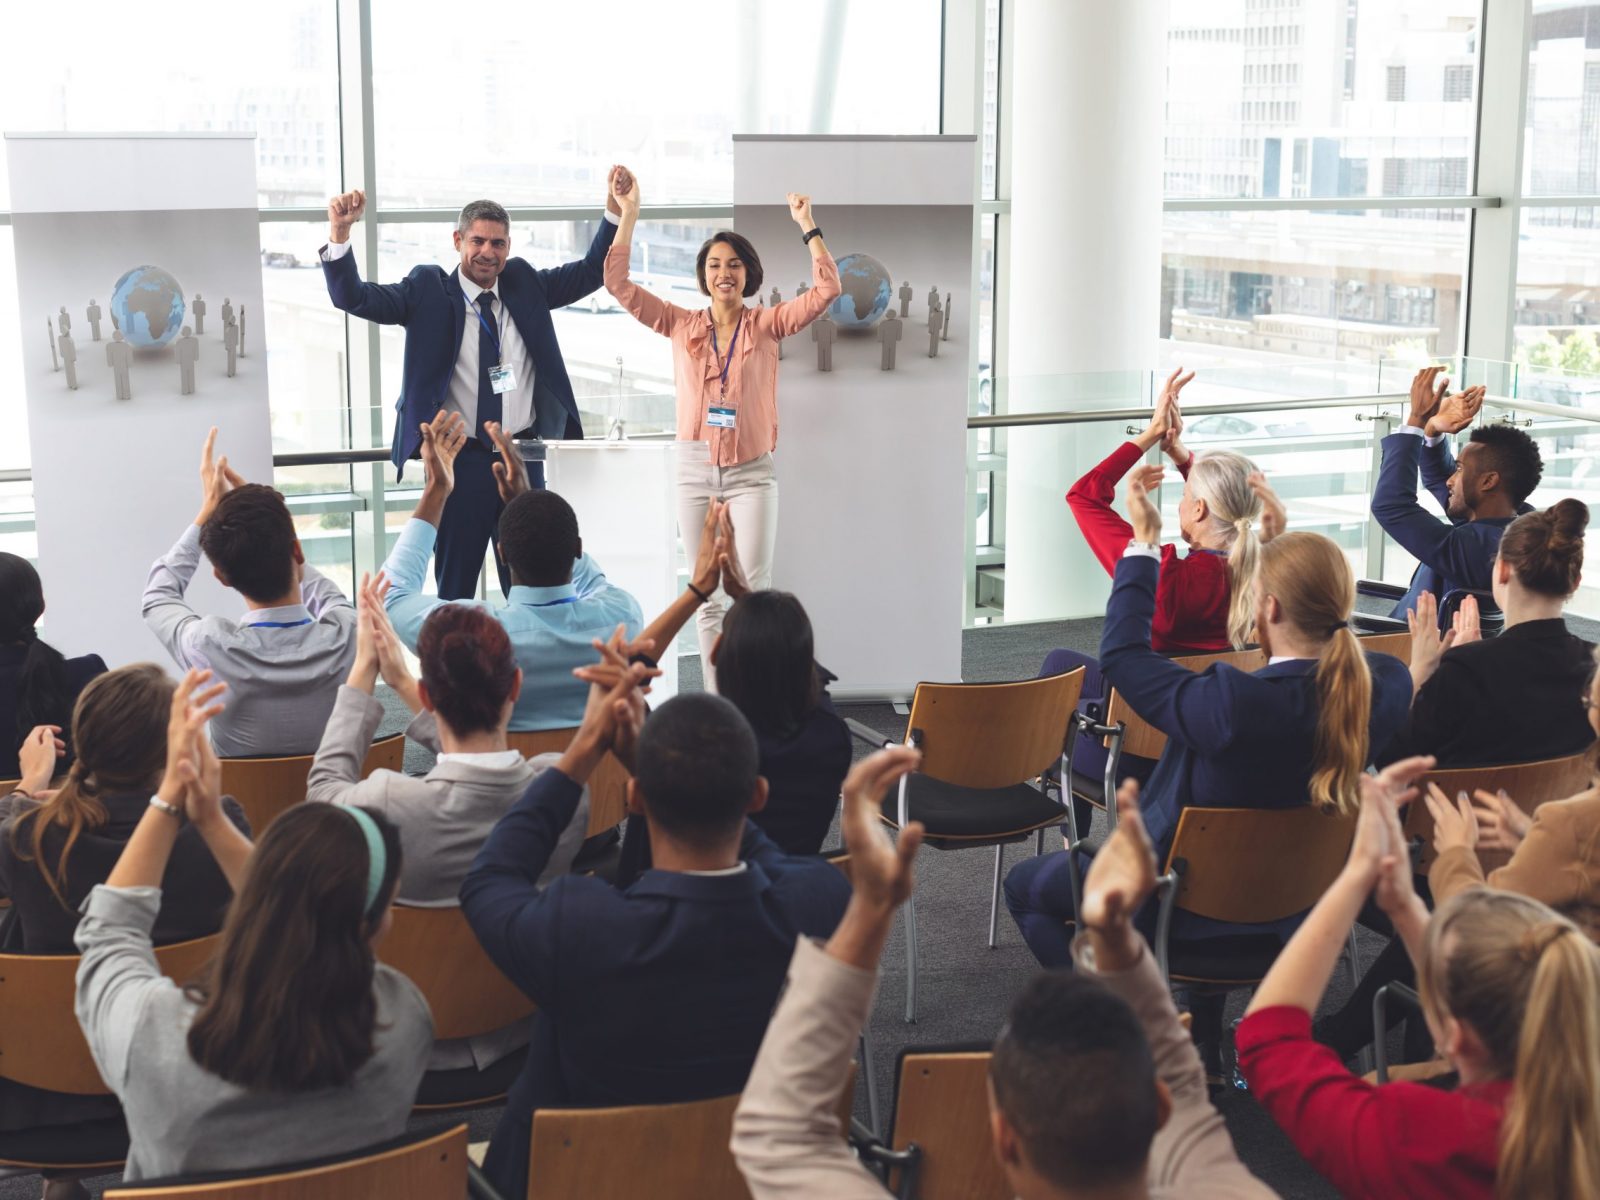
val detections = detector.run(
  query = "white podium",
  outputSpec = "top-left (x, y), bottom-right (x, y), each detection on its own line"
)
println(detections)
top-left (540, 439), bottom-right (684, 704)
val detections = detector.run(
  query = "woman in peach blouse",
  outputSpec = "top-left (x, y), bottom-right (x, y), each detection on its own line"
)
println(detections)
top-left (605, 168), bottom-right (840, 683)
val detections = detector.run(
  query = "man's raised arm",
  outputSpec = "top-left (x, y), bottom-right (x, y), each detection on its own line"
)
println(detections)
top-left (320, 189), bottom-right (415, 325)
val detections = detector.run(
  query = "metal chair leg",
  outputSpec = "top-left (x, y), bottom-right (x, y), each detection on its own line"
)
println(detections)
top-left (988, 844), bottom-right (1004, 949)
top-left (1036, 826), bottom-right (1046, 855)
top-left (1345, 927), bottom-right (1363, 990)
top-left (904, 890), bottom-right (919, 1024)
top-left (859, 1029), bottom-right (882, 1138)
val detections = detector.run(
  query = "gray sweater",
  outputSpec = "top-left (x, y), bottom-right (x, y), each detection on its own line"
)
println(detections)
top-left (74, 884), bottom-right (432, 1182)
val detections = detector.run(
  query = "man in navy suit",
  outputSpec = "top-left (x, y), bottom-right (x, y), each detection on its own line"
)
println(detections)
top-left (1372, 365), bottom-right (1541, 621)
top-left (320, 172), bottom-right (629, 599)
top-left (460, 643), bottom-right (851, 1200)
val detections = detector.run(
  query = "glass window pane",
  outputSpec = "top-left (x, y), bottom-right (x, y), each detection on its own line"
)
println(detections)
top-left (1526, 4), bottom-right (1600, 196)
top-left (1513, 206), bottom-right (1600, 398)
top-left (1161, 207), bottom-right (1469, 381)
top-left (1164, 1), bottom-right (1481, 200)
top-left (370, 0), bottom-right (942, 208)
top-left (0, 1), bottom-right (340, 209)
top-left (0, 227), bottom-right (28, 471)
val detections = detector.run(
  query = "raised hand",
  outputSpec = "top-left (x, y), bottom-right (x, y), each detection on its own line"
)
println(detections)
top-left (1406, 365), bottom-right (1448, 432)
top-left (418, 410), bottom-right (468, 496)
top-left (610, 166), bottom-right (640, 219)
top-left (1125, 464), bottom-right (1166, 545)
top-left (690, 500), bottom-right (726, 599)
top-left (840, 747), bottom-right (925, 911)
top-left (485, 421), bottom-right (531, 504)
top-left (1081, 779), bottom-right (1159, 939)
top-left (1248, 470), bottom-right (1287, 542)
top-left (328, 189), bottom-right (367, 244)
top-left (1471, 788), bottom-right (1532, 852)
top-left (347, 571), bottom-right (382, 693)
top-left (1407, 591), bottom-right (1455, 691)
top-left (1451, 594), bottom-right (1481, 646)
top-left (176, 724), bottom-right (226, 833)
top-left (1354, 755), bottom-right (1433, 917)
top-left (787, 192), bottom-right (815, 230)
top-left (16, 725), bottom-right (65, 794)
top-left (1423, 782), bottom-right (1478, 857)
top-left (194, 426), bottom-right (245, 526)
top-left (717, 508), bottom-right (753, 601)
top-left (159, 669), bottom-right (227, 817)
top-left (1428, 385), bottom-right (1486, 438)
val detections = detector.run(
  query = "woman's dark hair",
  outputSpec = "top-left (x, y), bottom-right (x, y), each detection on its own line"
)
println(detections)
top-left (186, 804), bottom-right (403, 1092)
top-left (695, 231), bottom-right (764, 298)
top-left (1497, 498), bottom-right (1589, 600)
top-left (417, 605), bottom-right (518, 735)
top-left (0, 553), bottom-right (71, 749)
top-left (9, 665), bottom-right (173, 909)
top-left (716, 590), bottom-right (820, 739)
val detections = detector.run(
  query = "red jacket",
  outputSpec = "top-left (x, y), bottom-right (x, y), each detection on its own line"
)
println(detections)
top-left (1066, 441), bottom-right (1231, 654)
top-left (1237, 1006), bottom-right (1510, 1200)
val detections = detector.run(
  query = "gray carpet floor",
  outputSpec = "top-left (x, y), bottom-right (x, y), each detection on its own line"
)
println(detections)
top-left (26, 607), bottom-right (1591, 1199)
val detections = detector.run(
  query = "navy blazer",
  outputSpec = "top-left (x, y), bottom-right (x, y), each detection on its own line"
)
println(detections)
top-left (459, 766), bottom-right (851, 1200)
top-left (321, 218), bottom-right (618, 475)
top-left (1372, 433), bottom-right (1525, 619)
top-left (1099, 555), bottom-right (1413, 861)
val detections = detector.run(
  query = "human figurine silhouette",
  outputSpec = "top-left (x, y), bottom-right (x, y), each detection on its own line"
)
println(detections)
top-left (797, 282), bottom-right (809, 297)
top-left (59, 331), bottom-right (78, 390)
top-left (768, 285), bottom-right (782, 309)
top-left (47, 316), bottom-right (58, 371)
top-left (107, 330), bottom-right (133, 400)
top-left (238, 305), bottom-right (247, 358)
top-left (57, 305), bottom-right (71, 336)
top-left (223, 317), bottom-right (239, 377)
top-left (927, 302), bottom-right (941, 358)
top-left (878, 310), bottom-right (903, 370)
top-left (221, 297), bottom-right (234, 328)
top-left (942, 291), bottom-right (953, 341)
top-left (176, 326), bottom-right (199, 395)
top-left (812, 312), bottom-right (836, 372)
top-left (86, 299), bottom-right (103, 341)
top-left (898, 281), bottom-right (913, 318)
top-left (192, 293), bottom-right (207, 335)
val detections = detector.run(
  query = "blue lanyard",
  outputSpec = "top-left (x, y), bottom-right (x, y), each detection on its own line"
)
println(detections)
top-left (464, 289), bottom-right (503, 363)
top-left (247, 618), bottom-right (313, 629)
top-left (709, 310), bottom-right (743, 399)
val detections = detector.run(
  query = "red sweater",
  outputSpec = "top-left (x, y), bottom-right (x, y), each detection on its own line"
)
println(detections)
top-left (1237, 1006), bottom-right (1511, 1200)
top-left (1066, 441), bottom-right (1231, 654)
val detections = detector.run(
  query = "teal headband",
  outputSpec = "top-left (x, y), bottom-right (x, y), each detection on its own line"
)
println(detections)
top-left (343, 806), bottom-right (387, 915)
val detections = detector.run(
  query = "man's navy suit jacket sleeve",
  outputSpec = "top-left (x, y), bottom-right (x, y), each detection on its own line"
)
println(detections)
top-left (321, 249), bottom-right (420, 326)
top-left (1371, 432), bottom-right (1476, 579)
top-left (1418, 438), bottom-right (1457, 514)
top-left (536, 219), bottom-right (618, 312)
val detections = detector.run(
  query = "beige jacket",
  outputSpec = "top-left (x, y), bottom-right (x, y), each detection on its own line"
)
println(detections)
top-left (732, 935), bottom-right (1276, 1199)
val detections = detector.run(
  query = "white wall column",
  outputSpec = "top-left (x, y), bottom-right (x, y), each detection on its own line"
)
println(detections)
top-left (1001, 0), bottom-right (1167, 621)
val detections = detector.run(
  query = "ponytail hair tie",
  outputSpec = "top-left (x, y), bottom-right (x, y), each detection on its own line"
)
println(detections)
top-left (1520, 921), bottom-right (1575, 963)
top-left (1326, 622), bottom-right (1348, 636)
top-left (1235, 517), bottom-right (1254, 533)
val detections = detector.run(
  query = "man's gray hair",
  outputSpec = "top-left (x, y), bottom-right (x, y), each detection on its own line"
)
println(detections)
top-left (458, 199), bottom-right (511, 236)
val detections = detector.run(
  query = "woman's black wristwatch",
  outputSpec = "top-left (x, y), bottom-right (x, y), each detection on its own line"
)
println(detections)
top-left (802, 227), bottom-right (824, 245)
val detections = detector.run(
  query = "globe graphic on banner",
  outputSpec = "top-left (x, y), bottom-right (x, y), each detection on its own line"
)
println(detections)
top-left (109, 266), bottom-right (187, 348)
top-left (828, 253), bottom-right (893, 328)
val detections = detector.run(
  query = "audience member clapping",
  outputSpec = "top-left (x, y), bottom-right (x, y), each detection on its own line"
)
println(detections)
top-left (1406, 498), bottom-right (1594, 765)
top-left (142, 429), bottom-right (357, 757)
top-left (74, 669), bottom-right (432, 1182)
top-left (1239, 754), bottom-right (1600, 1199)
top-left (734, 766), bottom-right (1273, 1198)
top-left (459, 633), bottom-right (852, 1200)
top-left (0, 553), bottom-right (105, 781)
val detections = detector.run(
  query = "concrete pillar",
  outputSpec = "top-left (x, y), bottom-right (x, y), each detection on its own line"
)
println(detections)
top-left (1001, 0), bottom-right (1168, 621)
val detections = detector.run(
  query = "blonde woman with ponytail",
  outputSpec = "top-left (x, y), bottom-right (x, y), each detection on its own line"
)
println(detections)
top-left (1240, 754), bottom-right (1600, 1200)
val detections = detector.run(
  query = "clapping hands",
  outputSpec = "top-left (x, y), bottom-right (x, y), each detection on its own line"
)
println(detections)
top-left (194, 427), bottom-right (247, 527)
top-left (571, 625), bottom-right (661, 772)
top-left (1125, 464), bottom-right (1166, 545)
top-left (839, 747), bottom-right (925, 912)
top-left (16, 724), bottom-right (65, 795)
top-left (158, 669), bottom-right (228, 824)
top-left (1080, 780), bottom-right (1161, 969)
top-left (419, 410), bottom-right (468, 496)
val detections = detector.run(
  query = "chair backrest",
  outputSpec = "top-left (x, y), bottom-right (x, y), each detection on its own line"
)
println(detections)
top-left (507, 729), bottom-right (630, 836)
top-left (1404, 751), bottom-right (1597, 872)
top-left (375, 905), bottom-right (534, 1040)
top-left (1102, 647), bottom-right (1264, 760)
top-left (104, 1123), bottom-right (468, 1199)
top-left (528, 1072), bottom-right (857, 1200)
top-left (1359, 631), bottom-right (1413, 665)
top-left (1442, 588), bottom-right (1505, 638)
top-left (0, 934), bottom-right (219, 1094)
top-left (220, 733), bottom-right (406, 835)
top-left (1166, 805), bottom-right (1357, 925)
top-left (0, 780), bottom-right (18, 796)
top-left (902, 670), bottom-right (1086, 789)
top-left (889, 1050), bottom-right (1007, 1200)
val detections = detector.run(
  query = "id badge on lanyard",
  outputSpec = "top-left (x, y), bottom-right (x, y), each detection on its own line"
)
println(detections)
top-left (709, 311), bottom-right (743, 431)
top-left (466, 291), bottom-right (517, 392)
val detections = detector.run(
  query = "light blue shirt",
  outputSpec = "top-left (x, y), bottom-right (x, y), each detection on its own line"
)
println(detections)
top-left (382, 518), bottom-right (644, 731)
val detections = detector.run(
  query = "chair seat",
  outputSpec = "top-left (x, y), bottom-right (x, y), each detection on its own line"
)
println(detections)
top-left (879, 775), bottom-right (1065, 843)
top-left (1166, 934), bottom-right (1287, 987)
top-left (0, 1115), bottom-right (129, 1170)
top-left (413, 1046), bottom-right (529, 1110)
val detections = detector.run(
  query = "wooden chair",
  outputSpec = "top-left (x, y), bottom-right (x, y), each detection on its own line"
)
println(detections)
top-left (104, 1123), bottom-right (470, 1199)
top-left (220, 732), bottom-right (406, 835)
top-left (376, 905), bottom-right (536, 1111)
top-left (0, 779), bottom-right (18, 796)
top-left (0, 934), bottom-right (219, 1172)
top-left (857, 1049), bottom-right (1007, 1200)
top-left (528, 1072), bottom-right (856, 1200)
top-left (1152, 805), bottom-right (1361, 993)
top-left (507, 729), bottom-right (630, 837)
top-left (1403, 751), bottom-right (1596, 873)
top-left (1359, 630), bottom-right (1413, 665)
top-left (866, 671), bottom-right (1086, 1022)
